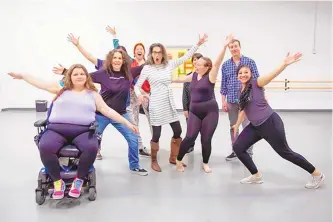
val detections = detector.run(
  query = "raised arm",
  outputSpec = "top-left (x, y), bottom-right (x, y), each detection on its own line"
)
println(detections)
top-left (257, 52), bottom-right (302, 88)
top-left (67, 33), bottom-right (98, 66)
top-left (169, 34), bottom-right (208, 69)
top-left (208, 34), bottom-right (234, 83)
top-left (7, 73), bottom-right (61, 94)
top-left (93, 92), bottom-right (138, 133)
top-left (106, 25), bottom-right (134, 60)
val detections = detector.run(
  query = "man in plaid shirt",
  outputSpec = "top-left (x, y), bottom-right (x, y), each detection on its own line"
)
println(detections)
top-left (220, 39), bottom-right (259, 161)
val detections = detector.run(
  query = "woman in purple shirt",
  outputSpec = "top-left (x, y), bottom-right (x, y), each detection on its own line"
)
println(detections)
top-left (7, 64), bottom-right (138, 199)
top-left (232, 52), bottom-right (325, 189)
top-left (60, 49), bottom-right (148, 176)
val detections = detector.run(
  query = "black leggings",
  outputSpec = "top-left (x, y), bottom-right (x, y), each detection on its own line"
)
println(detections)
top-left (233, 112), bottom-right (316, 174)
top-left (39, 123), bottom-right (98, 181)
top-left (151, 121), bottom-right (182, 142)
top-left (177, 99), bottom-right (219, 163)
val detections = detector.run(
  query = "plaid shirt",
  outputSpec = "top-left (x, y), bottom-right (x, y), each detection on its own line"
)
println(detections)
top-left (220, 55), bottom-right (259, 103)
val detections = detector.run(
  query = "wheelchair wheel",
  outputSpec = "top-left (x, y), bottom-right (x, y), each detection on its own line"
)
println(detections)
top-left (88, 187), bottom-right (97, 201)
top-left (36, 190), bottom-right (46, 205)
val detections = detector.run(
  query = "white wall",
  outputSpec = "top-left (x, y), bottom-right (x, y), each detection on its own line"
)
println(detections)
top-left (0, 1), bottom-right (331, 110)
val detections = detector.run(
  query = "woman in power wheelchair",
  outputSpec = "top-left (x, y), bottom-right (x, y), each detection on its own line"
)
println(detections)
top-left (7, 64), bottom-right (138, 203)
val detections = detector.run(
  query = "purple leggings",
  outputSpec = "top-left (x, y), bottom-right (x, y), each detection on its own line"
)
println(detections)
top-left (39, 123), bottom-right (98, 181)
top-left (177, 99), bottom-right (219, 163)
top-left (233, 112), bottom-right (316, 175)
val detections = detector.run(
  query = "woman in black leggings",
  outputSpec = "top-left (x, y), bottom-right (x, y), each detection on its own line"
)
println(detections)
top-left (174, 34), bottom-right (234, 173)
top-left (232, 52), bottom-right (325, 189)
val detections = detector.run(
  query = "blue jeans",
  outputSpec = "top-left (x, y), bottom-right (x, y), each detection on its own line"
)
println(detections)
top-left (95, 113), bottom-right (140, 170)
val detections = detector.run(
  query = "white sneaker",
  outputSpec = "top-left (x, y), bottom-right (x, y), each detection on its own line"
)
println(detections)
top-left (305, 173), bottom-right (325, 189)
top-left (240, 174), bottom-right (264, 184)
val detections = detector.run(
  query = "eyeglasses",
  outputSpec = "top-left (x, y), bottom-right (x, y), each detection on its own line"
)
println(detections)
top-left (152, 51), bottom-right (162, 55)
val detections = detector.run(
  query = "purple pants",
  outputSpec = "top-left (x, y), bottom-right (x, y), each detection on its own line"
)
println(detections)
top-left (38, 123), bottom-right (98, 181)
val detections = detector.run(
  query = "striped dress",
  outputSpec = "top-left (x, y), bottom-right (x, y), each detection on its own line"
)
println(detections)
top-left (135, 45), bottom-right (199, 126)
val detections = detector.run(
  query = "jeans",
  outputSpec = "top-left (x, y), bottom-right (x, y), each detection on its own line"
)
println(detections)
top-left (95, 113), bottom-right (140, 170)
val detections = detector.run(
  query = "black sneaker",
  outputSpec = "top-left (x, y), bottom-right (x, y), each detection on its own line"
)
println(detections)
top-left (139, 147), bottom-right (151, 157)
top-left (187, 146), bottom-right (194, 153)
top-left (131, 168), bottom-right (148, 176)
top-left (225, 152), bottom-right (238, 161)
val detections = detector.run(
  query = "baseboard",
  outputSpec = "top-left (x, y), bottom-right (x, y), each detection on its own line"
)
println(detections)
top-left (1, 108), bottom-right (332, 113)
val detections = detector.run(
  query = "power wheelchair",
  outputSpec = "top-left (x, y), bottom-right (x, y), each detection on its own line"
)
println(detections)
top-left (33, 119), bottom-right (98, 205)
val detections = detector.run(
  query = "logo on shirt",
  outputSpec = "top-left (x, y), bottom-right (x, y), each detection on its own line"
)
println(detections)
top-left (109, 76), bottom-right (125, 80)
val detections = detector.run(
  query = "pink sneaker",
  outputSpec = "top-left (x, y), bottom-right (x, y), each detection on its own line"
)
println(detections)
top-left (52, 179), bottom-right (65, 200)
top-left (68, 178), bottom-right (84, 198)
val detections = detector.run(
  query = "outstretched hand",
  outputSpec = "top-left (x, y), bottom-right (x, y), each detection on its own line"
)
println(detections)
top-left (52, 64), bottom-right (65, 75)
top-left (197, 33), bottom-right (208, 46)
top-left (128, 124), bottom-right (139, 134)
top-left (283, 52), bottom-right (302, 66)
top-left (7, 72), bottom-right (23, 79)
top-left (224, 33), bottom-right (234, 47)
top-left (67, 33), bottom-right (80, 46)
top-left (106, 25), bottom-right (116, 36)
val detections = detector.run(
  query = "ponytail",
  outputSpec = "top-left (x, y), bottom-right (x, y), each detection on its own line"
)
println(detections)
top-left (238, 82), bottom-right (252, 111)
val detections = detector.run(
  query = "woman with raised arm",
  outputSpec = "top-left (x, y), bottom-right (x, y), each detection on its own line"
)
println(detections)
top-left (106, 25), bottom-right (152, 157)
top-left (175, 34), bottom-right (234, 173)
top-left (231, 52), bottom-right (325, 188)
top-left (7, 64), bottom-right (138, 199)
top-left (54, 49), bottom-right (148, 176)
top-left (134, 34), bottom-right (208, 172)
top-left (63, 31), bottom-right (151, 158)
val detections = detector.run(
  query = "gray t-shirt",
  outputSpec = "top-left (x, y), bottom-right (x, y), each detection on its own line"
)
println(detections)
top-left (243, 79), bottom-right (274, 126)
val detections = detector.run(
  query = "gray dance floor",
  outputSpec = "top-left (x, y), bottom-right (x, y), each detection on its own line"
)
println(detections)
top-left (0, 110), bottom-right (331, 222)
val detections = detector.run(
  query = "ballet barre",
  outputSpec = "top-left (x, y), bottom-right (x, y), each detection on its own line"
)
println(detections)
top-left (171, 79), bottom-right (333, 91)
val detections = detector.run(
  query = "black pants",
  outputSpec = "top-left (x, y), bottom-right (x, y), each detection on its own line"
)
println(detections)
top-left (233, 112), bottom-right (316, 175)
top-left (151, 121), bottom-right (182, 142)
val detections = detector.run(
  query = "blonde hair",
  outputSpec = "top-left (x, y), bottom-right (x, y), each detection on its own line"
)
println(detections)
top-left (53, 64), bottom-right (98, 101)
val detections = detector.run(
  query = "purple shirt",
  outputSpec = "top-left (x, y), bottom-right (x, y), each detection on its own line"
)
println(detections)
top-left (90, 70), bottom-right (130, 115)
top-left (243, 79), bottom-right (273, 126)
top-left (48, 90), bottom-right (96, 125)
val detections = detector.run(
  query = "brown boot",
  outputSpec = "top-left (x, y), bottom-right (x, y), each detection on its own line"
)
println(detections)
top-left (150, 141), bottom-right (161, 172)
top-left (170, 138), bottom-right (187, 167)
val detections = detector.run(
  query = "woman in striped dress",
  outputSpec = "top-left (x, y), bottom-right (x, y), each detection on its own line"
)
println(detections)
top-left (134, 34), bottom-right (208, 172)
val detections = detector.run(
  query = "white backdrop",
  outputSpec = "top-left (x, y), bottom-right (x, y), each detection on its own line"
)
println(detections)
top-left (0, 1), bottom-right (331, 110)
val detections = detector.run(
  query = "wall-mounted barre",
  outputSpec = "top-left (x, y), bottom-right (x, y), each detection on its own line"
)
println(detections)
top-left (171, 79), bottom-right (333, 91)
